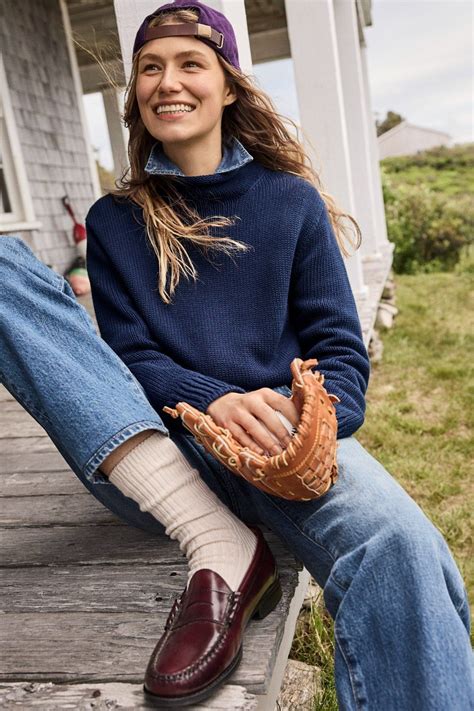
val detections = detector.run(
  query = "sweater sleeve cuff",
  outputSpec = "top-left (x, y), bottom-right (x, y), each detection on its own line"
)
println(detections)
top-left (333, 398), bottom-right (366, 439)
top-left (173, 376), bottom-right (247, 413)
top-left (139, 363), bottom-right (247, 416)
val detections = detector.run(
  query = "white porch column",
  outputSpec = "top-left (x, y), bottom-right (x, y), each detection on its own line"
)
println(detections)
top-left (360, 45), bottom-right (390, 253)
top-left (114, 0), bottom-right (163, 82)
top-left (113, 0), bottom-right (251, 82)
top-left (333, 0), bottom-right (381, 260)
top-left (204, 0), bottom-right (252, 75)
top-left (59, 0), bottom-right (101, 200)
top-left (284, 0), bottom-right (367, 299)
top-left (102, 87), bottom-right (128, 179)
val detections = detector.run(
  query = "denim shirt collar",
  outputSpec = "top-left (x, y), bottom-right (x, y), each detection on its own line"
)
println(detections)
top-left (144, 136), bottom-right (254, 177)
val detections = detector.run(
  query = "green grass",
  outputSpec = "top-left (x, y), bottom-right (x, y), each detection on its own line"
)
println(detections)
top-left (289, 263), bottom-right (473, 709)
top-left (360, 267), bottom-right (473, 586)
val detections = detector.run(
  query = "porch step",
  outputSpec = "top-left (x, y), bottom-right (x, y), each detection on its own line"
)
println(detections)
top-left (0, 385), bottom-right (309, 710)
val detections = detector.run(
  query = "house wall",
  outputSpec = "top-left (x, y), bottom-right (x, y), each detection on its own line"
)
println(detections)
top-left (378, 122), bottom-right (452, 159)
top-left (0, 0), bottom-right (96, 272)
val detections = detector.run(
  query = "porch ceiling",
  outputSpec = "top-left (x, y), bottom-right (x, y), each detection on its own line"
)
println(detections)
top-left (66, 0), bottom-right (123, 93)
top-left (66, 0), bottom-right (372, 94)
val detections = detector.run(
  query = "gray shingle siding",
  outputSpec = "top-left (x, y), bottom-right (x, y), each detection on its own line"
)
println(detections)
top-left (1, 0), bottom-right (96, 273)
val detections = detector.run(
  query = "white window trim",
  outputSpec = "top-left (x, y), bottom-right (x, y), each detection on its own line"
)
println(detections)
top-left (0, 53), bottom-right (41, 233)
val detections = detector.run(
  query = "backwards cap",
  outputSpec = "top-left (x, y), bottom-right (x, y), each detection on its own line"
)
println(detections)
top-left (132, 0), bottom-right (241, 70)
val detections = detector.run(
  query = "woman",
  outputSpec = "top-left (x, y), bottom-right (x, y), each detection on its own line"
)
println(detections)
top-left (1, 1), bottom-right (472, 708)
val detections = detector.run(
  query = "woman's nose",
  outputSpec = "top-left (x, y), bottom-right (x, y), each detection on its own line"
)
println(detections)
top-left (158, 67), bottom-right (182, 91)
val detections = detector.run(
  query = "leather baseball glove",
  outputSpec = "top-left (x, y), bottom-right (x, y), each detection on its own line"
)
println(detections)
top-left (162, 357), bottom-right (340, 501)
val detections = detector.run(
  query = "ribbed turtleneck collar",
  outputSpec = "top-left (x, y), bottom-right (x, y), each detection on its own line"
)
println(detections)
top-left (143, 136), bottom-right (266, 201)
top-left (170, 160), bottom-right (266, 201)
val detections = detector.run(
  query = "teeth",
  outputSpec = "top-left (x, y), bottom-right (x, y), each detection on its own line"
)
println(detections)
top-left (156, 104), bottom-right (194, 115)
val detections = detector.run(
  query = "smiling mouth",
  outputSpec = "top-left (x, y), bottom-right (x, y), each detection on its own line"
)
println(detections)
top-left (155, 104), bottom-right (196, 116)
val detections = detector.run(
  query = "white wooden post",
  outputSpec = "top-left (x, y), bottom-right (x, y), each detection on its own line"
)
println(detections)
top-left (114, 0), bottom-right (160, 83)
top-left (102, 87), bottom-right (129, 179)
top-left (359, 44), bottom-right (390, 254)
top-left (59, 0), bottom-right (102, 200)
top-left (284, 0), bottom-right (368, 299)
top-left (333, 0), bottom-right (381, 260)
top-left (202, 0), bottom-right (252, 75)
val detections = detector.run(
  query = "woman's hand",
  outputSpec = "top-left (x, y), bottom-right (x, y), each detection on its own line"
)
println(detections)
top-left (206, 388), bottom-right (300, 457)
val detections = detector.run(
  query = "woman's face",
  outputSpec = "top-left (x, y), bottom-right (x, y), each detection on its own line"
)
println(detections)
top-left (135, 34), bottom-right (236, 149)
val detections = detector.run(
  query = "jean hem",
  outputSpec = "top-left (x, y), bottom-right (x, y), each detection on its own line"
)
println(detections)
top-left (83, 420), bottom-right (169, 484)
top-left (335, 632), bottom-right (366, 711)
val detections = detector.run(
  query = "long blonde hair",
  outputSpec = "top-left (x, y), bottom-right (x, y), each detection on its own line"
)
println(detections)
top-left (115, 8), bottom-right (362, 304)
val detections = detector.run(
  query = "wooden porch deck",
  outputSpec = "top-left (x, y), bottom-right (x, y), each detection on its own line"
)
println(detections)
top-left (0, 245), bottom-right (393, 709)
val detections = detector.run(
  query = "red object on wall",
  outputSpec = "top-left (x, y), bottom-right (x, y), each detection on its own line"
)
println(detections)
top-left (62, 195), bottom-right (90, 295)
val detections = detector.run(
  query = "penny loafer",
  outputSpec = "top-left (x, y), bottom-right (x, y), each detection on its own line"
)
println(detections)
top-left (143, 526), bottom-right (282, 707)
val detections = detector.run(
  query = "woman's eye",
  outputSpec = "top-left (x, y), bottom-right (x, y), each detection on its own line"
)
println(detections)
top-left (141, 61), bottom-right (199, 72)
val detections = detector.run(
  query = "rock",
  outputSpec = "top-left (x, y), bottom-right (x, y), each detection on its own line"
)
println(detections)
top-left (375, 306), bottom-right (394, 330)
top-left (368, 330), bottom-right (384, 363)
top-left (379, 302), bottom-right (399, 316)
top-left (275, 660), bottom-right (321, 710)
top-left (382, 279), bottom-right (396, 300)
top-left (375, 301), bottom-right (398, 330)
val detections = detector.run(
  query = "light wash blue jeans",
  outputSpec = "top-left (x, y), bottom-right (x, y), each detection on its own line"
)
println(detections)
top-left (1, 235), bottom-right (472, 710)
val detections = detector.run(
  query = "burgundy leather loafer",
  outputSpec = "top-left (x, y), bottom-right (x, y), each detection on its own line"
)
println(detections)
top-left (143, 526), bottom-right (281, 707)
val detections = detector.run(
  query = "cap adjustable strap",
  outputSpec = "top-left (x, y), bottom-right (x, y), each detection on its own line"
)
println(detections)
top-left (144, 22), bottom-right (224, 50)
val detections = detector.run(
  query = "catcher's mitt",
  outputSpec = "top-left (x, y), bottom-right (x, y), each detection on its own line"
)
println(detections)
top-left (162, 357), bottom-right (340, 501)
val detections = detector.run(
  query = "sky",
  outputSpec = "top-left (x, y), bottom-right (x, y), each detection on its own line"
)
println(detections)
top-left (83, 0), bottom-right (473, 171)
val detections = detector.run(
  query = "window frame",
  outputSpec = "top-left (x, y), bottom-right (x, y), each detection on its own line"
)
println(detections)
top-left (0, 53), bottom-right (41, 232)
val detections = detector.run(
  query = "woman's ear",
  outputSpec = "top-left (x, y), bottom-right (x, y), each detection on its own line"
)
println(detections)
top-left (223, 82), bottom-right (237, 107)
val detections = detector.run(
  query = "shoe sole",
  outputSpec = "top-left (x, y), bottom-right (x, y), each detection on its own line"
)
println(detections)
top-left (143, 575), bottom-right (282, 708)
top-left (143, 645), bottom-right (242, 708)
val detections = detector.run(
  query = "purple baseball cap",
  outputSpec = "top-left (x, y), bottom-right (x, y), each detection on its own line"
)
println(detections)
top-left (132, 0), bottom-right (241, 71)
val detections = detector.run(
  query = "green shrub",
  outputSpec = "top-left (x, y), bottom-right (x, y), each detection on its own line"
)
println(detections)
top-left (382, 168), bottom-right (473, 274)
top-left (381, 144), bottom-right (474, 199)
top-left (454, 243), bottom-right (474, 274)
top-left (382, 142), bottom-right (474, 173)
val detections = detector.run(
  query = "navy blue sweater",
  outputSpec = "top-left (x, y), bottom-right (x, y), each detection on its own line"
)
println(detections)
top-left (85, 159), bottom-right (370, 439)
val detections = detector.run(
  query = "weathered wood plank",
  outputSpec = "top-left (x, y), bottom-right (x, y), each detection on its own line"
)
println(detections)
top-left (0, 450), bottom-right (70, 474)
top-left (0, 586), bottom-right (296, 693)
top-left (0, 524), bottom-right (181, 567)
top-left (0, 385), bottom-right (15, 402)
top-left (0, 398), bottom-right (36, 417)
top-left (0, 564), bottom-right (296, 615)
top-left (255, 569), bottom-right (310, 710)
top-left (0, 493), bottom-right (123, 527)
top-left (0, 564), bottom-right (187, 613)
top-left (0, 682), bottom-right (258, 710)
top-left (0, 416), bottom-right (48, 439)
top-left (0, 524), bottom-right (299, 568)
top-left (0, 436), bottom-right (57, 454)
top-left (0, 470), bottom-right (84, 496)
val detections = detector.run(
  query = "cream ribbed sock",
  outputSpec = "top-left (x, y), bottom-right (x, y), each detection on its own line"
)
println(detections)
top-left (107, 432), bottom-right (257, 590)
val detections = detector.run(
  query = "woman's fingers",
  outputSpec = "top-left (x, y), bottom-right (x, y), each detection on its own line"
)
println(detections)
top-left (228, 423), bottom-right (266, 456)
top-left (249, 402), bottom-right (292, 448)
top-left (235, 408), bottom-right (285, 456)
top-left (252, 390), bottom-right (300, 439)
top-left (206, 388), bottom-right (301, 457)
top-left (272, 393), bottom-right (300, 428)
